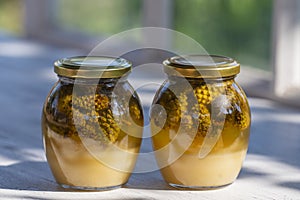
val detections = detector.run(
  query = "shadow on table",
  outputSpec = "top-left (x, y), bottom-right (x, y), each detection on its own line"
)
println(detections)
top-left (277, 181), bottom-right (300, 192)
top-left (237, 167), bottom-right (270, 180)
top-left (248, 105), bottom-right (300, 169)
top-left (124, 171), bottom-right (175, 190)
top-left (0, 160), bottom-right (154, 199)
top-left (0, 161), bottom-right (65, 192)
top-left (0, 161), bottom-right (175, 192)
top-left (126, 171), bottom-right (232, 191)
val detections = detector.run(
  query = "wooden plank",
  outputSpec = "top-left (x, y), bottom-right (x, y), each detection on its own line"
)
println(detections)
top-left (0, 36), bottom-right (300, 199)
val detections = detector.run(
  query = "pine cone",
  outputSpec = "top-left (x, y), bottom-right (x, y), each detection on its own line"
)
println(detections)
top-left (196, 104), bottom-right (211, 137)
top-left (234, 112), bottom-right (250, 130)
top-left (61, 93), bottom-right (121, 143)
top-left (194, 84), bottom-right (213, 105)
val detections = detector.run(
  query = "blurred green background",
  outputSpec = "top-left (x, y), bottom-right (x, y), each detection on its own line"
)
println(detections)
top-left (174, 0), bottom-right (273, 71)
top-left (0, 0), bottom-right (272, 71)
top-left (0, 0), bottom-right (23, 34)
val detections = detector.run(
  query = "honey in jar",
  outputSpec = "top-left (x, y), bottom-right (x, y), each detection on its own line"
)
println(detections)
top-left (151, 55), bottom-right (251, 189)
top-left (42, 56), bottom-right (143, 190)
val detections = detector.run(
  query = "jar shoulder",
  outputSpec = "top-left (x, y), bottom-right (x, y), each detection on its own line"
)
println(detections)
top-left (43, 80), bottom-right (143, 121)
top-left (152, 79), bottom-right (250, 113)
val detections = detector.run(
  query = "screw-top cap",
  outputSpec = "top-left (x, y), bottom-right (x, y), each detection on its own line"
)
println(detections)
top-left (163, 55), bottom-right (240, 78)
top-left (54, 56), bottom-right (132, 78)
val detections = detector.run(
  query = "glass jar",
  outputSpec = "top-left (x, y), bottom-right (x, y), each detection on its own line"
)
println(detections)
top-left (151, 55), bottom-right (251, 189)
top-left (42, 56), bottom-right (143, 190)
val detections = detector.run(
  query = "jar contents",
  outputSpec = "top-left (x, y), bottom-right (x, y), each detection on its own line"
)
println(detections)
top-left (151, 66), bottom-right (251, 188)
top-left (42, 56), bottom-right (143, 190)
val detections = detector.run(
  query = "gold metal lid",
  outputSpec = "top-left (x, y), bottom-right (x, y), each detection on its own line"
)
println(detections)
top-left (54, 56), bottom-right (132, 78)
top-left (163, 55), bottom-right (240, 78)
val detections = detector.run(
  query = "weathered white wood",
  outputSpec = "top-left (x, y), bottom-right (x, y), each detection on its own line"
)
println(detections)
top-left (143, 0), bottom-right (172, 28)
top-left (23, 0), bottom-right (52, 38)
top-left (0, 34), bottom-right (300, 199)
top-left (273, 0), bottom-right (300, 101)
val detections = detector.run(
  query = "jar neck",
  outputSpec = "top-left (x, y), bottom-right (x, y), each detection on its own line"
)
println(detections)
top-left (167, 75), bottom-right (236, 83)
top-left (58, 76), bottom-right (124, 86)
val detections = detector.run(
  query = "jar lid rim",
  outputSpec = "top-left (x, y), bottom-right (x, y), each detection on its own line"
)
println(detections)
top-left (54, 56), bottom-right (132, 78)
top-left (163, 55), bottom-right (240, 78)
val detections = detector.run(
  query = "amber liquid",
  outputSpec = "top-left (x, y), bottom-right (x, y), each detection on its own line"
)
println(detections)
top-left (151, 78), bottom-right (251, 188)
top-left (42, 114), bottom-right (142, 189)
top-left (152, 124), bottom-right (250, 188)
top-left (42, 79), bottom-right (144, 190)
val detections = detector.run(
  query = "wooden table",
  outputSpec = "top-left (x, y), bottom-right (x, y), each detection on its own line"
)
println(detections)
top-left (0, 35), bottom-right (300, 199)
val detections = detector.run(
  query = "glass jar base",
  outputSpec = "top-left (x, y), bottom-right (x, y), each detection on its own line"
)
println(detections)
top-left (169, 182), bottom-right (233, 190)
top-left (60, 184), bottom-right (122, 191)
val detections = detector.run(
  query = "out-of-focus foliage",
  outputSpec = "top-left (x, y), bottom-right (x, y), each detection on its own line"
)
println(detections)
top-left (0, 0), bottom-right (23, 34)
top-left (173, 0), bottom-right (273, 70)
top-left (0, 0), bottom-right (272, 70)
top-left (56, 0), bottom-right (142, 35)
